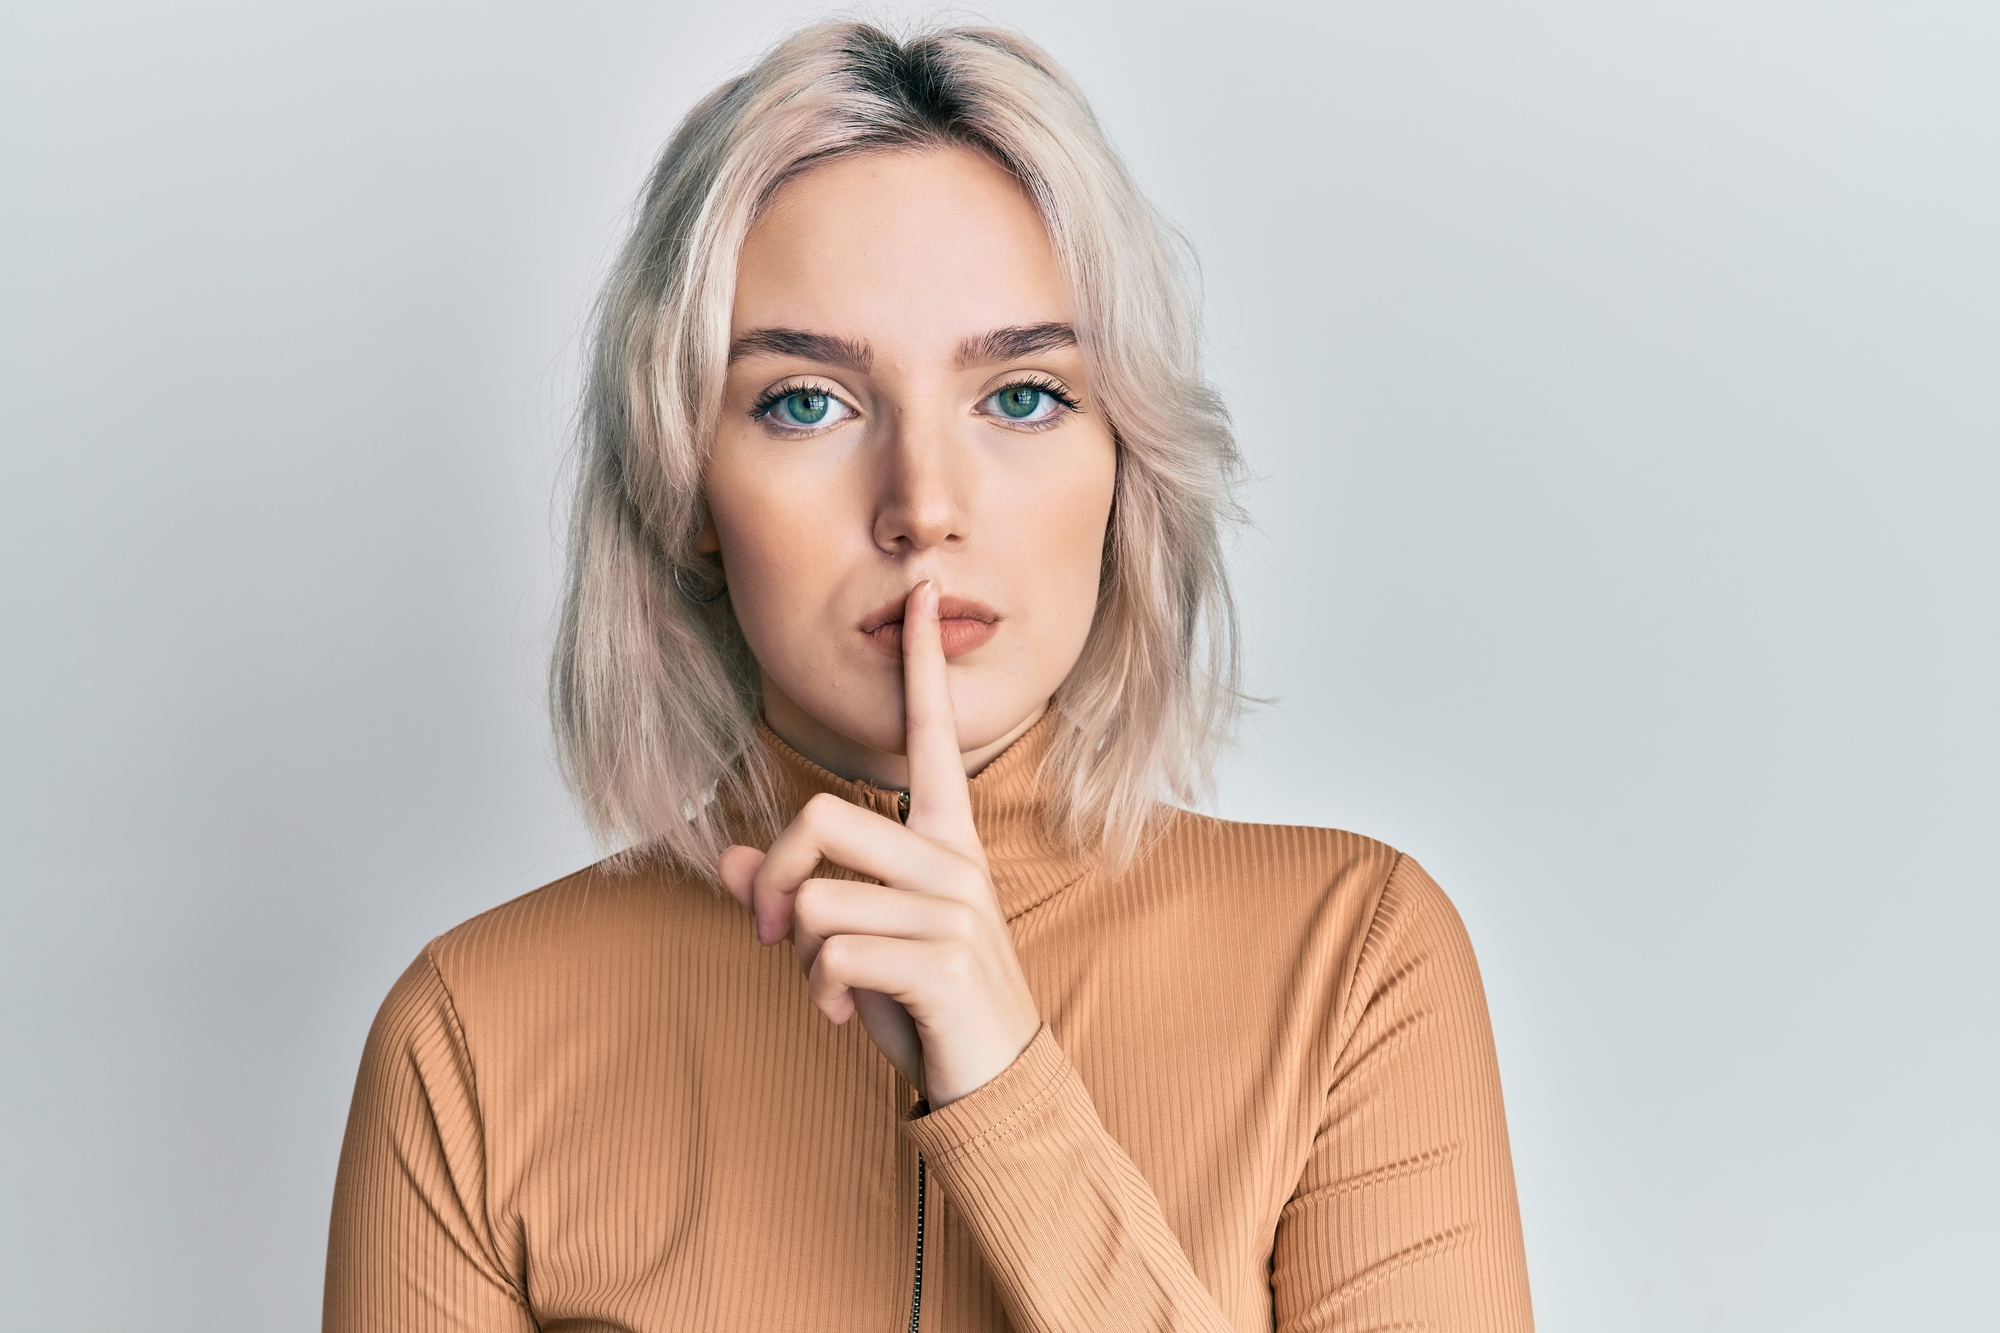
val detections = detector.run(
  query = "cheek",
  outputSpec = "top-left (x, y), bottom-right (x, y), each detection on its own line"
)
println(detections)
top-left (998, 436), bottom-right (1119, 633)
top-left (703, 440), bottom-right (848, 644)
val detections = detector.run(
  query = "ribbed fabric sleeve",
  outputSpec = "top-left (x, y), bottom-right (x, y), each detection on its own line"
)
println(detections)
top-left (1270, 855), bottom-right (1534, 1332)
top-left (324, 952), bottom-right (533, 1333)
top-left (903, 1025), bottom-right (1236, 1332)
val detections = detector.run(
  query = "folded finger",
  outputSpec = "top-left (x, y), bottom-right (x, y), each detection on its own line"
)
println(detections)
top-left (792, 878), bottom-right (969, 951)
top-left (807, 933), bottom-right (937, 1016)
top-left (719, 845), bottom-right (765, 912)
top-left (751, 791), bottom-right (977, 943)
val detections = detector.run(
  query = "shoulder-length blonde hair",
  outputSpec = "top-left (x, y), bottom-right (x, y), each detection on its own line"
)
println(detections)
top-left (552, 20), bottom-right (1243, 877)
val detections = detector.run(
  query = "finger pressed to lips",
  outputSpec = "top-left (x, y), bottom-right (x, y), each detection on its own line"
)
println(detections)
top-left (858, 588), bottom-right (1001, 660)
top-left (717, 578), bottom-right (1037, 1106)
top-left (739, 580), bottom-right (988, 949)
top-left (862, 616), bottom-right (999, 659)
top-left (900, 581), bottom-right (981, 850)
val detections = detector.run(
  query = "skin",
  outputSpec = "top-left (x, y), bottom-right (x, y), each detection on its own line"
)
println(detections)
top-left (705, 146), bottom-right (1119, 1106)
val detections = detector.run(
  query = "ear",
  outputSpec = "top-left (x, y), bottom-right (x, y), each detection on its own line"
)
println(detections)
top-left (693, 501), bottom-right (721, 555)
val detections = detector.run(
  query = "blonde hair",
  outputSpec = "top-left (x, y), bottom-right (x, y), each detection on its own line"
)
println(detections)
top-left (552, 20), bottom-right (1243, 876)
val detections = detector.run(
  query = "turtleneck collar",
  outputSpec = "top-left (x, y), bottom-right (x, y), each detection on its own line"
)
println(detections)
top-left (749, 709), bottom-right (1094, 921)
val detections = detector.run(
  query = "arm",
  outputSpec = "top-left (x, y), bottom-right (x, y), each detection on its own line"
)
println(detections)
top-left (901, 1024), bottom-right (1238, 1333)
top-left (903, 858), bottom-right (1534, 1333)
top-left (1271, 855), bottom-right (1534, 1332)
top-left (324, 951), bottom-right (535, 1333)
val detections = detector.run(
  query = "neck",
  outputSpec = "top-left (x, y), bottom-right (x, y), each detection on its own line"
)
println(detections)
top-left (758, 676), bottom-right (1048, 789)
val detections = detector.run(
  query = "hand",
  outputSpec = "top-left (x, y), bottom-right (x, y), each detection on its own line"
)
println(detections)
top-left (719, 581), bottom-right (1042, 1108)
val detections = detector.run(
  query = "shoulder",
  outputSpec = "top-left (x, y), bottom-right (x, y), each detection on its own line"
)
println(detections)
top-left (410, 852), bottom-right (743, 1031)
top-left (1127, 808), bottom-right (1472, 992)
top-left (1133, 806), bottom-right (1410, 916)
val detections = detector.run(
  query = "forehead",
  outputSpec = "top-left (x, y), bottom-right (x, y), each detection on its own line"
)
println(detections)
top-left (732, 146), bottom-right (1071, 353)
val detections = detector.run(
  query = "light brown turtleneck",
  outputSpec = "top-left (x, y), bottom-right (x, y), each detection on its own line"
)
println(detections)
top-left (325, 715), bottom-right (1533, 1331)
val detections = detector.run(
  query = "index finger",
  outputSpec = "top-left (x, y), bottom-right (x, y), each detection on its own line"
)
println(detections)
top-left (900, 580), bottom-right (978, 851)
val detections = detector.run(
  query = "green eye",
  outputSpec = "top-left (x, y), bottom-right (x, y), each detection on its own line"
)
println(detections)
top-left (984, 382), bottom-right (1071, 423)
top-left (777, 391), bottom-right (829, 425)
top-left (756, 387), bottom-right (852, 431)
top-left (996, 386), bottom-right (1042, 418)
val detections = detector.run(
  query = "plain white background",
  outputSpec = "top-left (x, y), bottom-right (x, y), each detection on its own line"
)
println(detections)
top-left (2, 2), bottom-right (1993, 1328)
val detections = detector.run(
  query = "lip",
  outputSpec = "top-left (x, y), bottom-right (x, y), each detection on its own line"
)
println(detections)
top-left (858, 591), bottom-right (1001, 659)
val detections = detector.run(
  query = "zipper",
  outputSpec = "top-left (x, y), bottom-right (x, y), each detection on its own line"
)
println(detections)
top-left (906, 1152), bottom-right (927, 1333)
top-left (898, 788), bottom-right (920, 1331)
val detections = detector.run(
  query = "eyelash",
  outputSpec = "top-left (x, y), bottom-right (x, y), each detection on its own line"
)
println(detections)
top-left (749, 380), bottom-right (843, 423)
top-left (746, 376), bottom-right (1084, 432)
top-left (988, 375), bottom-right (1082, 420)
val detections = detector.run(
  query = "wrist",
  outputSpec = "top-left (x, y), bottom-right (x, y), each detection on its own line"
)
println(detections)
top-left (926, 1016), bottom-right (1041, 1109)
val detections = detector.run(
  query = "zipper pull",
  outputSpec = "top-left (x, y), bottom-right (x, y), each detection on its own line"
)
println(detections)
top-left (897, 790), bottom-right (911, 824)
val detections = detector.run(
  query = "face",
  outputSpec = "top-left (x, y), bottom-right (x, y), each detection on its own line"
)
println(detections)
top-left (702, 146), bottom-right (1118, 787)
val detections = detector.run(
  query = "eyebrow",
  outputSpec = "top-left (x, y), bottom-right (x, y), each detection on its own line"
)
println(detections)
top-left (725, 321), bottom-right (1079, 374)
top-left (726, 328), bottom-right (872, 372)
top-left (955, 322), bottom-right (1077, 367)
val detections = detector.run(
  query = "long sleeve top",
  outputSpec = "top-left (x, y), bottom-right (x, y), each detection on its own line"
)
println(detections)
top-left (324, 714), bottom-right (1534, 1331)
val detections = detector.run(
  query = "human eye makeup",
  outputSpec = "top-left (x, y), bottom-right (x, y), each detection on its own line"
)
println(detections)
top-left (976, 375), bottom-right (1081, 429)
top-left (749, 381), bottom-right (858, 435)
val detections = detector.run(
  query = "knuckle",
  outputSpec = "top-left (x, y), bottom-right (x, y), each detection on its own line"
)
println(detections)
top-left (816, 935), bottom-right (852, 975)
top-left (940, 899), bottom-right (981, 938)
top-left (792, 878), bottom-right (824, 921)
top-left (938, 939), bottom-right (978, 985)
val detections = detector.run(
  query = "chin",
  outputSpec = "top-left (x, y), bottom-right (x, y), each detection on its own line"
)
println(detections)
top-left (792, 670), bottom-right (1040, 760)
top-left (931, 696), bottom-right (1033, 754)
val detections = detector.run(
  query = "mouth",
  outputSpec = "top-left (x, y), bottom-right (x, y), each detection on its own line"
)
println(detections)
top-left (858, 591), bottom-right (1001, 659)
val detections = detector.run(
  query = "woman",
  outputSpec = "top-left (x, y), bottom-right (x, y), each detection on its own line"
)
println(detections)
top-left (326, 22), bottom-right (1534, 1332)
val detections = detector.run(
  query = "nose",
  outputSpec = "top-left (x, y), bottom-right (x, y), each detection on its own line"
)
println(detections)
top-left (871, 410), bottom-right (967, 555)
